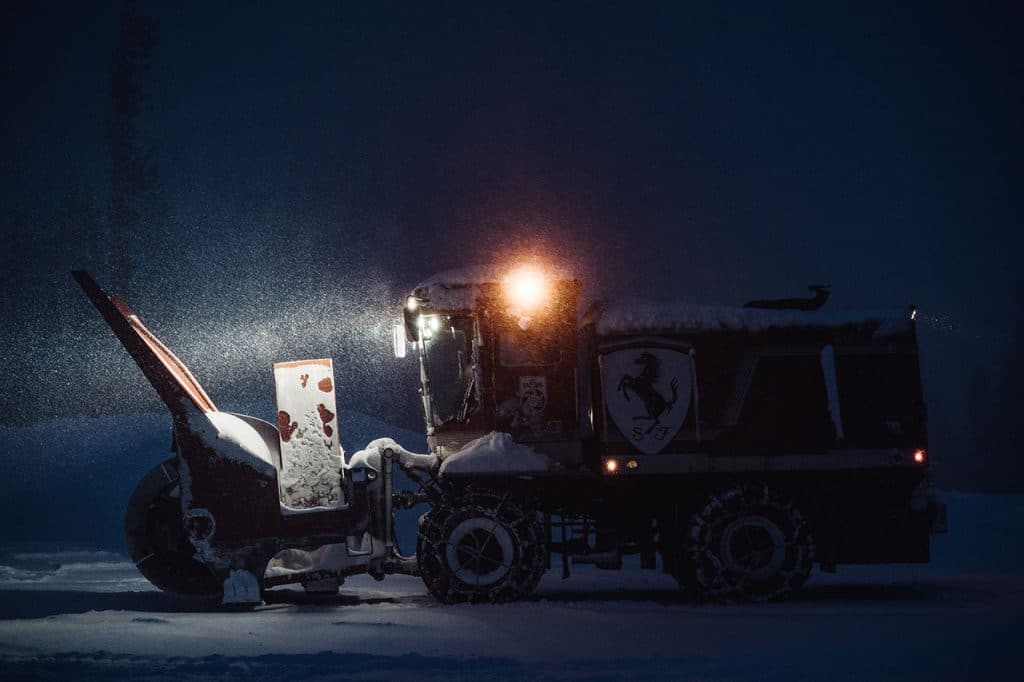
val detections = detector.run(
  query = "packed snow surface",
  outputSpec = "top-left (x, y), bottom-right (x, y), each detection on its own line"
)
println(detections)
top-left (1, 416), bottom-right (1021, 679)
top-left (438, 431), bottom-right (553, 475)
top-left (586, 297), bottom-right (913, 337)
top-left (0, 491), bottom-right (1021, 680)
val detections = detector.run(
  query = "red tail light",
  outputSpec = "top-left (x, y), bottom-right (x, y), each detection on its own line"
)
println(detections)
top-left (913, 449), bottom-right (926, 464)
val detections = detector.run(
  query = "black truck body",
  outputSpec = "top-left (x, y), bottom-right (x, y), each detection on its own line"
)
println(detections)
top-left (406, 268), bottom-right (945, 601)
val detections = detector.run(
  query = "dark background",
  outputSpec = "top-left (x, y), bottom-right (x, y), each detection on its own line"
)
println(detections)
top-left (2, 1), bottom-right (1021, 492)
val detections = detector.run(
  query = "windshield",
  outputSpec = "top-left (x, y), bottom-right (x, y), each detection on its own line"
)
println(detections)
top-left (498, 328), bottom-right (562, 366)
top-left (420, 315), bottom-right (478, 427)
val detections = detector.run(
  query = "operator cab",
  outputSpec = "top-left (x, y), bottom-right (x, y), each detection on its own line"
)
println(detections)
top-left (396, 265), bottom-right (582, 466)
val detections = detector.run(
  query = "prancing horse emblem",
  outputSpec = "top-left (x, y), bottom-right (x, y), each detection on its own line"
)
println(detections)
top-left (602, 346), bottom-right (692, 455)
top-left (618, 352), bottom-right (679, 434)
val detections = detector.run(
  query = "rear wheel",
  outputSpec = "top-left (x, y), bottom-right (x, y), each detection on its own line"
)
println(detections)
top-left (417, 491), bottom-right (547, 604)
top-left (688, 482), bottom-right (813, 602)
top-left (125, 458), bottom-right (221, 598)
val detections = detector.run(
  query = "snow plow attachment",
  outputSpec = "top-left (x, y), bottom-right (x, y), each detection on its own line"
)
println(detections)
top-left (72, 270), bottom-right (390, 603)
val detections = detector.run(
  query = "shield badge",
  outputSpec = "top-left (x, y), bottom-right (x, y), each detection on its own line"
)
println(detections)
top-left (601, 347), bottom-right (692, 454)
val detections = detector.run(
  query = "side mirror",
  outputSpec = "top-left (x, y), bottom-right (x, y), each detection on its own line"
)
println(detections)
top-left (403, 306), bottom-right (420, 343)
top-left (393, 322), bottom-right (407, 359)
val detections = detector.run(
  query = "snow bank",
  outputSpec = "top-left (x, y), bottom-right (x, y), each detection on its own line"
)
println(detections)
top-left (0, 413), bottom-right (174, 548)
top-left (0, 549), bottom-right (151, 592)
top-left (439, 432), bottom-right (553, 476)
top-left (585, 298), bottom-right (913, 338)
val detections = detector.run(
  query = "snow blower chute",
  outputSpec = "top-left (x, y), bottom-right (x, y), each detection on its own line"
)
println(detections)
top-left (73, 271), bottom-right (435, 604)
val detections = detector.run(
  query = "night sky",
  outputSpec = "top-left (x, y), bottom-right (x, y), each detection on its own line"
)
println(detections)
top-left (2, 1), bottom-right (1021, 490)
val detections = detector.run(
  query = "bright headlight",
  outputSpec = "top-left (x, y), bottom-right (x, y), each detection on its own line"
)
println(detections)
top-left (417, 315), bottom-right (441, 339)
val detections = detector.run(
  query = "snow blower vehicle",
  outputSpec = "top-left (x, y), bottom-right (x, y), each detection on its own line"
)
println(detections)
top-left (76, 263), bottom-right (946, 606)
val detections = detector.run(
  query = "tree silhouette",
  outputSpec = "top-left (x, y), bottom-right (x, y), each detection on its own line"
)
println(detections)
top-left (55, 185), bottom-right (103, 271)
top-left (994, 301), bottom-right (1024, 490)
top-left (966, 366), bottom-right (994, 490)
top-left (0, 207), bottom-right (35, 312)
top-left (107, 0), bottom-right (159, 293)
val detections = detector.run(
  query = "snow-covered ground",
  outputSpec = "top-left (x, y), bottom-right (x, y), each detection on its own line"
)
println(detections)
top-left (1, 416), bottom-right (1022, 680)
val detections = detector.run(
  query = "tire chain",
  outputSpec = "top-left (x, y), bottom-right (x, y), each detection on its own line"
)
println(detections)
top-left (417, 491), bottom-right (547, 604)
top-left (688, 481), bottom-right (814, 602)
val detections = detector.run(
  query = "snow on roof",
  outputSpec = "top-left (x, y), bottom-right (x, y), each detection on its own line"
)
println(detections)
top-left (439, 432), bottom-right (553, 476)
top-left (584, 298), bottom-right (913, 337)
top-left (412, 263), bottom-right (576, 311)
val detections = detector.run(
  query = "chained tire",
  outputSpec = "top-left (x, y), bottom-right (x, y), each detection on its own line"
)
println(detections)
top-left (125, 458), bottom-right (221, 598)
top-left (417, 491), bottom-right (547, 604)
top-left (688, 481), bottom-right (814, 602)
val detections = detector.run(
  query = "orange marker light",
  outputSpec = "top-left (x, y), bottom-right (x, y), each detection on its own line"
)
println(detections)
top-left (913, 449), bottom-right (926, 463)
top-left (504, 265), bottom-right (549, 310)
top-left (605, 459), bottom-right (618, 474)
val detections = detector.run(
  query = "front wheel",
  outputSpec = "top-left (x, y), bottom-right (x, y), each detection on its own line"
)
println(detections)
top-left (125, 458), bottom-right (221, 598)
top-left (417, 491), bottom-right (547, 604)
top-left (688, 482), bottom-right (814, 602)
